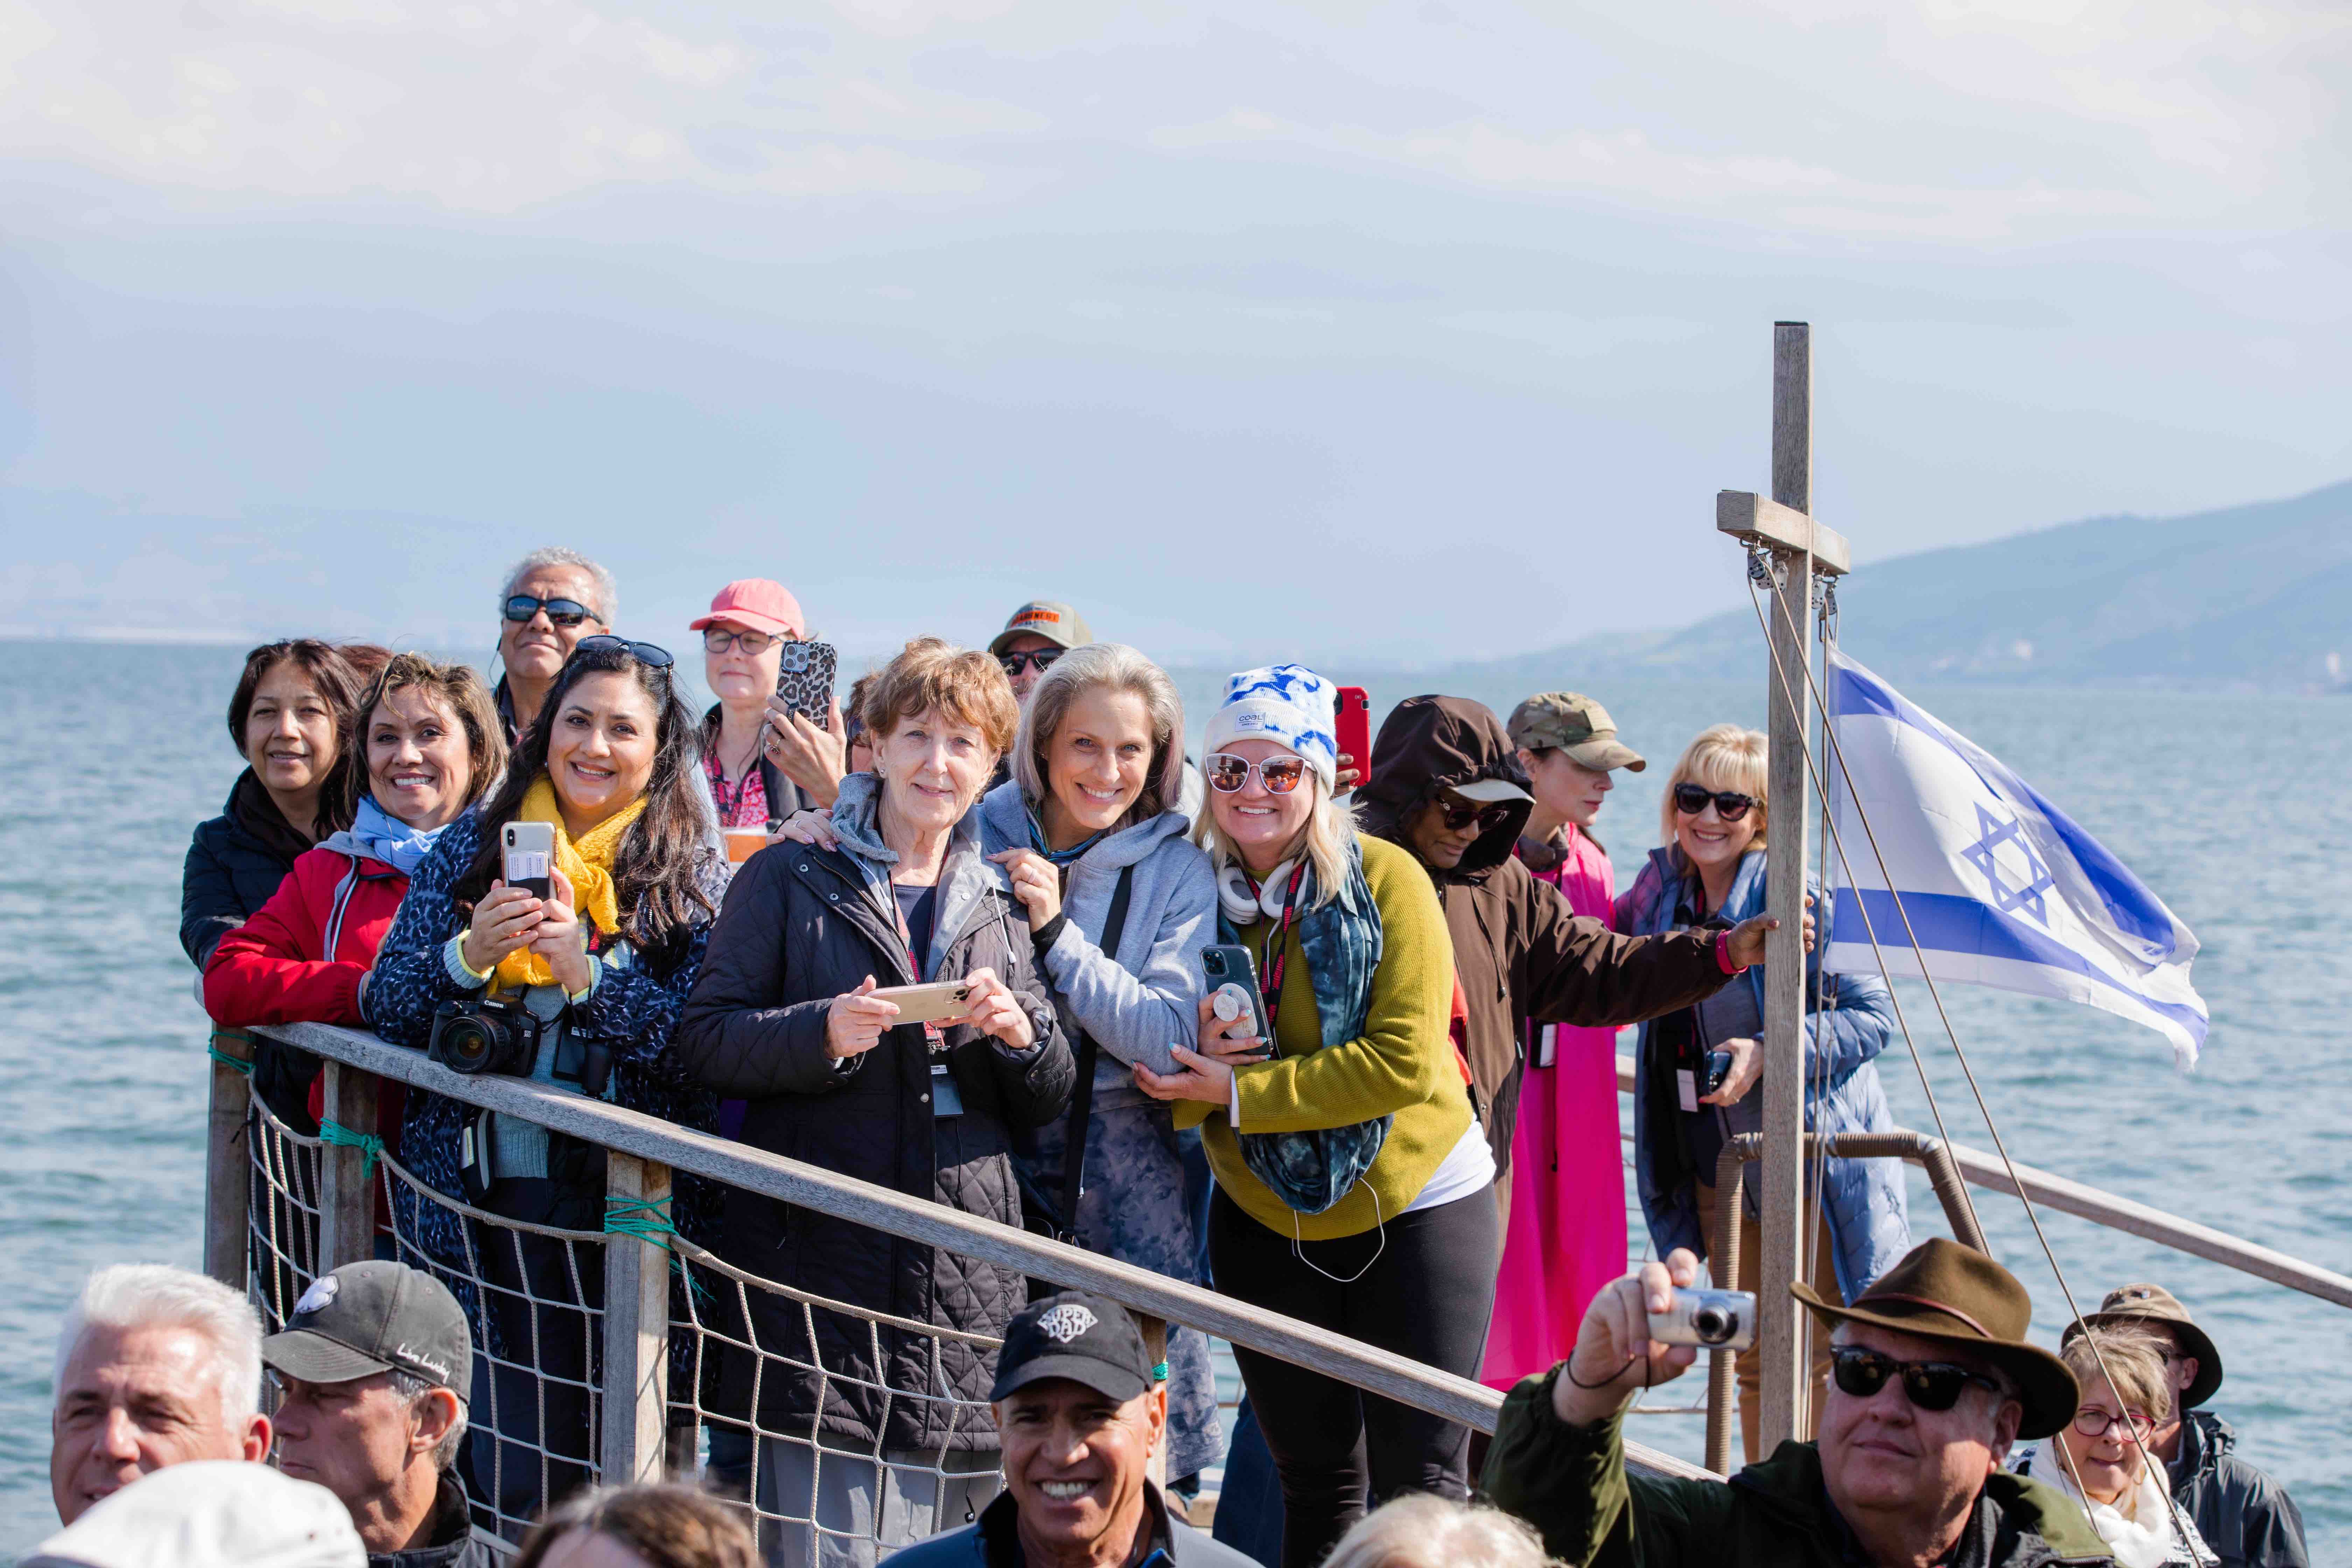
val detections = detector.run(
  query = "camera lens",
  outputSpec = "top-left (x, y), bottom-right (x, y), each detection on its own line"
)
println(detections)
top-left (440, 1017), bottom-right (500, 1073)
top-left (1693, 1306), bottom-right (1734, 1345)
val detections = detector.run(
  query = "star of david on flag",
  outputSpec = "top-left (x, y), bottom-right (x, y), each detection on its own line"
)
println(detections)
top-left (1822, 650), bottom-right (2208, 1064)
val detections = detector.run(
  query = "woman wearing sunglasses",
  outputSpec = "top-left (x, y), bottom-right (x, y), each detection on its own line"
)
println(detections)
top-left (691, 579), bottom-right (847, 836)
top-left (1615, 723), bottom-right (1906, 1462)
top-left (492, 547), bottom-right (616, 741)
top-left (2015, 1328), bottom-right (2220, 1566)
top-left (368, 635), bottom-right (729, 1529)
top-left (1134, 665), bottom-right (1483, 1568)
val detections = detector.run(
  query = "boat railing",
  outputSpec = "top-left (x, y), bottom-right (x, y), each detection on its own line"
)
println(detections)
top-left (206, 1022), bottom-right (1711, 1552)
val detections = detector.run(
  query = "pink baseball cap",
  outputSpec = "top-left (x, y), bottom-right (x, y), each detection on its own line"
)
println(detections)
top-left (690, 579), bottom-right (805, 638)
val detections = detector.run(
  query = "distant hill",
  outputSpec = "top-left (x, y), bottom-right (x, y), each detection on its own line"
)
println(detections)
top-left (1466, 478), bottom-right (2352, 693)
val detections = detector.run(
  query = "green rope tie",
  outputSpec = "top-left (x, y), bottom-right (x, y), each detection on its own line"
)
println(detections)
top-left (603, 1195), bottom-right (678, 1251)
top-left (1152, 1362), bottom-right (1169, 1383)
top-left (206, 1043), bottom-right (254, 1075)
top-left (318, 1119), bottom-right (386, 1177)
top-left (604, 1196), bottom-right (713, 1307)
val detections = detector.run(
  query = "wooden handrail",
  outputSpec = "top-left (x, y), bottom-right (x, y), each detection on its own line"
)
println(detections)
top-left (240, 1022), bottom-right (1717, 1481)
top-left (1612, 1056), bottom-right (2352, 1311)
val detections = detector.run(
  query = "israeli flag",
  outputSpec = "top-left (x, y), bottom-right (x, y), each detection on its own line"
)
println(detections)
top-left (1823, 651), bottom-right (2208, 1064)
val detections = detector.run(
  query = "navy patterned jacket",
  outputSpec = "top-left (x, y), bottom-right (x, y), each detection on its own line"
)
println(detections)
top-left (365, 809), bottom-right (727, 1325)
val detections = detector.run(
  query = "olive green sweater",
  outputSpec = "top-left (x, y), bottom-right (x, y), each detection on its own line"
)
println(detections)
top-left (1177, 834), bottom-right (1468, 1240)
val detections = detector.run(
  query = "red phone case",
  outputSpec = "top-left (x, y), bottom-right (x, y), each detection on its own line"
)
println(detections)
top-left (1334, 686), bottom-right (1371, 790)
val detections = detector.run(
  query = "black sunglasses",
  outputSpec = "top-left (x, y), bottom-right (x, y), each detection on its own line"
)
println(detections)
top-left (999, 648), bottom-right (1064, 677)
top-left (1673, 782), bottom-right (1756, 822)
top-left (1829, 1346), bottom-right (2004, 1413)
top-left (574, 634), bottom-right (676, 671)
top-left (503, 594), bottom-right (604, 629)
top-left (1436, 797), bottom-right (1516, 833)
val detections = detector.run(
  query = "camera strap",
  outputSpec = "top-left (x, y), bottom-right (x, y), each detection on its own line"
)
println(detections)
top-left (1054, 865), bottom-right (1134, 1239)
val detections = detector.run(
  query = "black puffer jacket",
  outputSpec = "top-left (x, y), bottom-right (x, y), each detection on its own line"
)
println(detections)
top-left (2170, 1410), bottom-right (2308, 1568)
top-left (674, 774), bottom-right (1073, 1451)
top-left (182, 769), bottom-right (323, 1125)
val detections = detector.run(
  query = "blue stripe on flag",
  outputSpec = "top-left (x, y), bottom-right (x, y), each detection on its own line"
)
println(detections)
top-left (1830, 889), bottom-right (2208, 1043)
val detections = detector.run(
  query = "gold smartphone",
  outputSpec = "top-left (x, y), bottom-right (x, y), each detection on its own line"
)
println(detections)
top-left (868, 980), bottom-right (973, 1024)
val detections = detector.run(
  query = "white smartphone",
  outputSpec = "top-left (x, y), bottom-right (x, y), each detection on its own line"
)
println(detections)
top-left (869, 980), bottom-right (973, 1025)
top-left (503, 821), bottom-right (555, 900)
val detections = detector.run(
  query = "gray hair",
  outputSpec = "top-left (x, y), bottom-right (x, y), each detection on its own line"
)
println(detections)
top-left (500, 547), bottom-right (617, 625)
top-left (1322, 1496), bottom-right (1557, 1568)
top-left (1014, 643), bottom-right (1188, 831)
top-left (387, 1369), bottom-right (470, 1472)
top-left (55, 1264), bottom-right (263, 1431)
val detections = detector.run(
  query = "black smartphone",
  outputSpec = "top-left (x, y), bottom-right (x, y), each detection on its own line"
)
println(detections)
top-left (1200, 945), bottom-right (1272, 1047)
top-left (1701, 1048), bottom-right (1735, 1098)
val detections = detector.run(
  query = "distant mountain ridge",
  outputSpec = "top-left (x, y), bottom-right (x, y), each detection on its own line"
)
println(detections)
top-left (1463, 478), bottom-right (2352, 693)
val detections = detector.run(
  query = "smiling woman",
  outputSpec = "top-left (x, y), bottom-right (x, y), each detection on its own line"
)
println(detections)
top-left (364, 636), bottom-right (730, 1528)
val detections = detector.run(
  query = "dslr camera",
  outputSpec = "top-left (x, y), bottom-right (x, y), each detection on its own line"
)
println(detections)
top-left (429, 997), bottom-right (545, 1078)
top-left (1648, 1288), bottom-right (1757, 1351)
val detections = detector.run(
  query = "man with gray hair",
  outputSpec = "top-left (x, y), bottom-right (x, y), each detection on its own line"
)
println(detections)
top-left (50, 1263), bottom-right (271, 1525)
top-left (495, 546), bottom-right (617, 741)
top-left (265, 1261), bottom-right (488, 1567)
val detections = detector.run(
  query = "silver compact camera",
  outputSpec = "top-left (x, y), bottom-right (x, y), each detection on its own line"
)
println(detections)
top-left (1648, 1288), bottom-right (1757, 1351)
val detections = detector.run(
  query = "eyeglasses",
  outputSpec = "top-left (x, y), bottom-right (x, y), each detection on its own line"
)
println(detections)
top-left (1435, 797), bottom-right (1516, 834)
top-left (1828, 1346), bottom-right (2004, 1413)
top-left (703, 627), bottom-right (790, 655)
top-left (999, 649), bottom-right (1064, 677)
top-left (574, 635), bottom-right (676, 670)
top-left (1204, 752), bottom-right (1310, 795)
top-left (2071, 1407), bottom-right (2156, 1442)
top-left (1673, 782), bottom-right (1756, 821)
top-left (503, 595), bottom-right (604, 629)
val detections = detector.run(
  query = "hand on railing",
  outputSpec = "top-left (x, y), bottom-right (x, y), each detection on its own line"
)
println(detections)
top-left (827, 976), bottom-right (901, 1059)
top-left (945, 968), bottom-right (1034, 1050)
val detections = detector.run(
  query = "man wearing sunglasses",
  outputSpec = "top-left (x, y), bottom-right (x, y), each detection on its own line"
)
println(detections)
top-left (492, 547), bottom-right (615, 742)
top-left (1484, 1237), bottom-right (2115, 1568)
top-left (1357, 696), bottom-right (1783, 1224)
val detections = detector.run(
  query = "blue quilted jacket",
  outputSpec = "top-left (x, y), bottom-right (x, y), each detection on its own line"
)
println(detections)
top-left (1616, 847), bottom-right (1910, 1302)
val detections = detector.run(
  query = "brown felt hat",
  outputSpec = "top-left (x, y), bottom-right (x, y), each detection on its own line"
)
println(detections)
top-left (1792, 1237), bottom-right (2078, 1439)
top-left (2064, 1283), bottom-right (2223, 1410)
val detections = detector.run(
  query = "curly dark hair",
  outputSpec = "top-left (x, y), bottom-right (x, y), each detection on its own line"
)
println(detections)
top-left (456, 639), bottom-right (716, 957)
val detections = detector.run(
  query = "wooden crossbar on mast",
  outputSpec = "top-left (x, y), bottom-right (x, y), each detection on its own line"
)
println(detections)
top-left (1714, 322), bottom-right (1850, 1455)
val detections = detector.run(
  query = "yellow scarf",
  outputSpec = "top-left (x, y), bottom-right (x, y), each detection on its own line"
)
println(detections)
top-left (493, 774), bottom-right (646, 991)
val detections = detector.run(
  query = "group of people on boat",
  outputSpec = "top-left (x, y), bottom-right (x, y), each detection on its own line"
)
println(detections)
top-left (165, 546), bottom-right (2306, 1568)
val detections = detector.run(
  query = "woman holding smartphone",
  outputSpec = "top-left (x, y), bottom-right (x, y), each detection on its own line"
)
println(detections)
top-left (676, 637), bottom-right (1071, 1568)
top-left (1615, 723), bottom-right (1904, 1463)
top-left (368, 636), bottom-right (729, 1531)
top-left (976, 642), bottom-right (1223, 1493)
top-left (691, 578), bottom-right (848, 835)
top-left (1134, 664), bottom-right (1489, 1568)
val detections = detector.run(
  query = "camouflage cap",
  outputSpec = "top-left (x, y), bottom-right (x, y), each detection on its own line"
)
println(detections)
top-left (1506, 692), bottom-right (1645, 772)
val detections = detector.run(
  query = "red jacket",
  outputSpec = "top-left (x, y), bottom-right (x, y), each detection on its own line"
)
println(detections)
top-left (203, 838), bottom-right (409, 1182)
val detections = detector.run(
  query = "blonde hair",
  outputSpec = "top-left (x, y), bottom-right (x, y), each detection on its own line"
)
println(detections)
top-left (1659, 723), bottom-right (1769, 851)
top-left (2060, 1326), bottom-right (2173, 1430)
top-left (1015, 643), bottom-right (1188, 831)
top-left (860, 637), bottom-right (1020, 758)
top-left (1322, 1496), bottom-right (1557, 1568)
top-left (1194, 768), bottom-right (1359, 910)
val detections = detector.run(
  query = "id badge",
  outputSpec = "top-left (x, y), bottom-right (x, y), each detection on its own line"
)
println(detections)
top-left (1535, 1023), bottom-right (1558, 1069)
top-left (1676, 1068), bottom-right (1700, 1114)
top-left (930, 1061), bottom-right (965, 1118)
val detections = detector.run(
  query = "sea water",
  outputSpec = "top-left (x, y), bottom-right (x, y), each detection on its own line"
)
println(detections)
top-left (2, 643), bottom-right (2343, 1554)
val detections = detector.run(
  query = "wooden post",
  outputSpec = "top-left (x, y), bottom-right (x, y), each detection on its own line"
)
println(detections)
top-left (602, 1153), bottom-right (673, 1486)
top-left (204, 1029), bottom-right (255, 1291)
top-left (318, 1060), bottom-right (382, 1272)
top-left (1757, 321), bottom-right (1815, 1452)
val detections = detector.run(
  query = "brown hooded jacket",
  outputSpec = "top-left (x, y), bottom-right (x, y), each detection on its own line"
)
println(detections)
top-left (1357, 695), bottom-right (1732, 1191)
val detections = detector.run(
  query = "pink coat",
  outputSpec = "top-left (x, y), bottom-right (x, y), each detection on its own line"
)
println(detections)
top-left (1480, 823), bottom-right (1629, 1388)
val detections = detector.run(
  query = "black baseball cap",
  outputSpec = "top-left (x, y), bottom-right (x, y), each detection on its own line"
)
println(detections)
top-left (990, 1291), bottom-right (1153, 1404)
top-left (262, 1261), bottom-right (471, 1391)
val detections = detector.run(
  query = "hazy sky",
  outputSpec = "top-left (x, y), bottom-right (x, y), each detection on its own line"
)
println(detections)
top-left (2, 0), bottom-right (2345, 663)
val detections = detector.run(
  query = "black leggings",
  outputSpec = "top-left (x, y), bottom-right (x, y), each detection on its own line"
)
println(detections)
top-left (1208, 1185), bottom-right (1499, 1568)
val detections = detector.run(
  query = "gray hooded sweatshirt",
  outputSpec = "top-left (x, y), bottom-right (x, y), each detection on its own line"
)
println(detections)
top-left (979, 781), bottom-right (1217, 1113)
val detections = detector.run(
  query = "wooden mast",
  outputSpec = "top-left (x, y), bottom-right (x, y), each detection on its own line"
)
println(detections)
top-left (1715, 322), bottom-right (1850, 1454)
